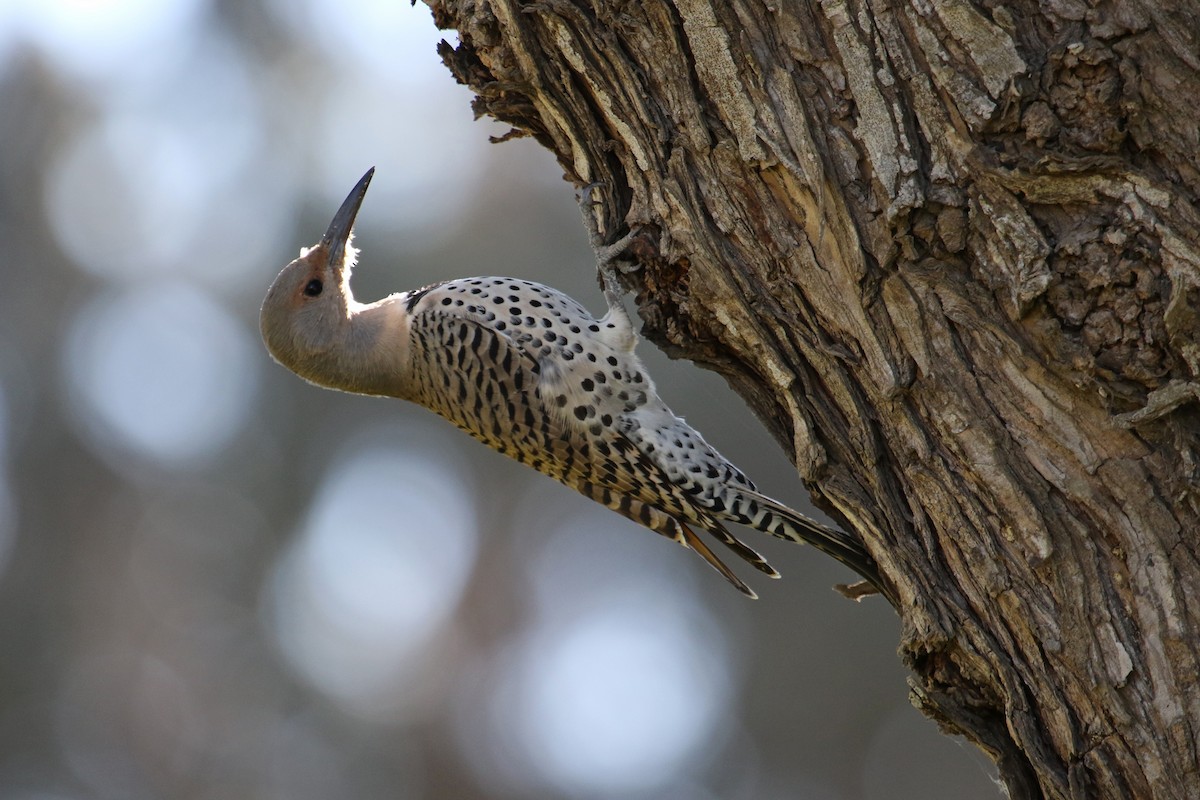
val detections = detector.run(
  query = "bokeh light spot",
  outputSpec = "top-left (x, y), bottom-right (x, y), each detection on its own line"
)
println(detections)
top-left (63, 280), bottom-right (259, 468)
top-left (266, 435), bottom-right (478, 722)
top-left (2, 0), bottom-right (204, 84)
top-left (266, 0), bottom-right (454, 83)
top-left (516, 595), bottom-right (731, 794)
top-left (47, 115), bottom-right (212, 280)
top-left (462, 501), bottom-right (736, 797)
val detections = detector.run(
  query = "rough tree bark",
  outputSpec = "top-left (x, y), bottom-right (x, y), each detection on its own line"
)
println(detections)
top-left (422, 1), bottom-right (1200, 797)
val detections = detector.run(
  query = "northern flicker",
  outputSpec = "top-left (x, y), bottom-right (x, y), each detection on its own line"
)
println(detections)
top-left (261, 168), bottom-right (887, 600)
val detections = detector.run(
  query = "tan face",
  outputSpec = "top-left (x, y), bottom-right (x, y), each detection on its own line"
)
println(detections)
top-left (260, 243), bottom-right (344, 372)
top-left (259, 169), bottom-right (374, 376)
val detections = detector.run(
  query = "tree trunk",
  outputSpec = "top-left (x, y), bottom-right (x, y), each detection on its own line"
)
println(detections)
top-left (423, 1), bottom-right (1200, 797)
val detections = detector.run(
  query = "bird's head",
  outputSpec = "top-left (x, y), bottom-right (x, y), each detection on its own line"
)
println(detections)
top-left (260, 168), bottom-right (374, 382)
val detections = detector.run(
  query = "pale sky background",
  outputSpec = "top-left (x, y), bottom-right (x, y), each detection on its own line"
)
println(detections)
top-left (0, 1), bottom-right (999, 797)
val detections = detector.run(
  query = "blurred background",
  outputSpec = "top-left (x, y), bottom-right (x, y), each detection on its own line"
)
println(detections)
top-left (0, 1), bottom-right (1000, 798)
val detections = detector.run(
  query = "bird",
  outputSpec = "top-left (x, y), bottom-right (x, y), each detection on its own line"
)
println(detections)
top-left (260, 167), bottom-right (888, 601)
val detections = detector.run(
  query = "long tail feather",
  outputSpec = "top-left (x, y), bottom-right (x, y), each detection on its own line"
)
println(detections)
top-left (697, 517), bottom-right (780, 578)
top-left (730, 487), bottom-right (890, 598)
top-left (680, 523), bottom-right (758, 599)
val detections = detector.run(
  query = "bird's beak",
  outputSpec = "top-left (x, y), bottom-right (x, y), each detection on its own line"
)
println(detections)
top-left (322, 167), bottom-right (374, 270)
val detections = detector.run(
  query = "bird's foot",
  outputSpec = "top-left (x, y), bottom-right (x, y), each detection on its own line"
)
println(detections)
top-left (577, 181), bottom-right (642, 305)
top-left (578, 181), bottom-right (640, 264)
top-left (577, 181), bottom-right (611, 251)
top-left (596, 228), bottom-right (645, 315)
top-left (597, 226), bottom-right (641, 272)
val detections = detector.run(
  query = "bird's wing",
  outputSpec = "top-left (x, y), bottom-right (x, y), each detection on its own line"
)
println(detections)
top-left (521, 324), bottom-right (782, 580)
top-left (405, 309), bottom-right (778, 589)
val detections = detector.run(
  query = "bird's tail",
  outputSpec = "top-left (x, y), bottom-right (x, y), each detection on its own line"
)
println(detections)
top-left (679, 523), bottom-right (760, 599)
top-left (727, 487), bottom-right (892, 601)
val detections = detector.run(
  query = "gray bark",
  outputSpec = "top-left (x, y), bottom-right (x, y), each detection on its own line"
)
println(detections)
top-left (423, 1), bottom-right (1200, 797)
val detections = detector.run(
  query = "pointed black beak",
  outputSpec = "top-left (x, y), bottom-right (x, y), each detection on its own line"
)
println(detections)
top-left (323, 167), bottom-right (374, 268)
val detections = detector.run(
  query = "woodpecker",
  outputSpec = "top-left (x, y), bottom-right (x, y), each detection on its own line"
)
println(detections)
top-left (261, 168), bottom-right (886, 600)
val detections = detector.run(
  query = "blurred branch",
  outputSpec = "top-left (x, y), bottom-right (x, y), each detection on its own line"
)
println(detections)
top-left (423, 1), bottom-right (1200, 797)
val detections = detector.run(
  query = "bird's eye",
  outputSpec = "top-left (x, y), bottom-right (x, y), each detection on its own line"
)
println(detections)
top-left (303, 278), bottom-right (323, 297)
